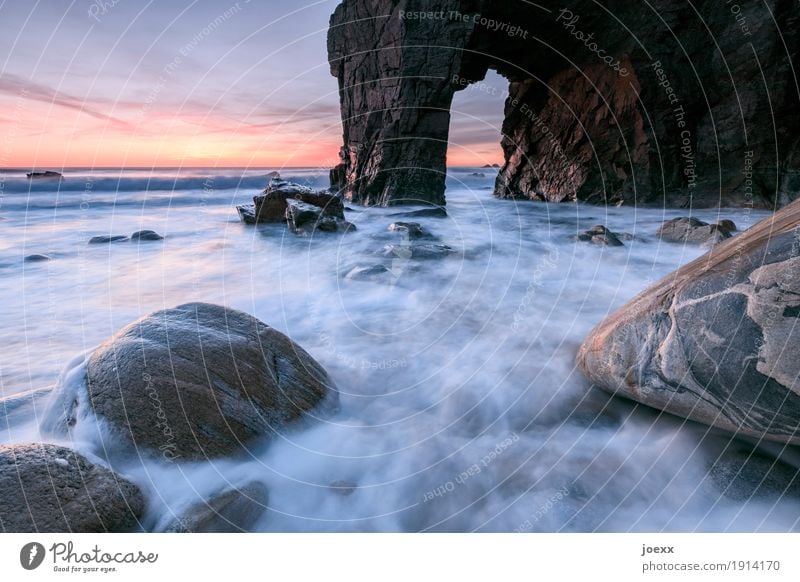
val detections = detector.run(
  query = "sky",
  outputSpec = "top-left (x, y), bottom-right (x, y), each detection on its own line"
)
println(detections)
top-left (0, 0), bottom-right (505, 168)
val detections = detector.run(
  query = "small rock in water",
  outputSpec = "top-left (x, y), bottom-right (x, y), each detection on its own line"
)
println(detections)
top-left (344, 264), bottom-right (391, 282)
top-left (329, 480), bottom-right (357, 496)
top-left (164, 482), bottom-right (269, 533)
top-left (656, 217), bottom-right (731, 246)
top-left (130, 230), bottom-right (164, 241)
top-left (470, 172), bottom-right (486, 177)
top-left (573, 225), bottom-right (624, 247)
top-left (24, 254), bottom-right (52, 262)
top-left (388, 222), bottom-right (430, 239)
top-left (716, 219), bottom-right (737, 233)
top-left (89, 235), bottom-right (129, 244)
top-left (384, 243), bottom-right (455, 260)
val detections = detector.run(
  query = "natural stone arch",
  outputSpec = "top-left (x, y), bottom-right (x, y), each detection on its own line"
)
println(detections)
top-left (328, 0), bottom-right (799, 209)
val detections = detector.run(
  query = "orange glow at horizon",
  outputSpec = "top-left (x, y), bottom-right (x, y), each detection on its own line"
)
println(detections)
top-left (1, 97), bottom-right (502, 169)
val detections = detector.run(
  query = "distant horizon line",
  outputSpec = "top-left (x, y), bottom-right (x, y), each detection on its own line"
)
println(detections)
top-left (1, 164), bottom-right (502, 171)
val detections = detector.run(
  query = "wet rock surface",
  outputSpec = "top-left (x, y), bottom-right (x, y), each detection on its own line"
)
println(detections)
top-left (164, 481), bottom-right (269, 532)
top-left (44, 302), bottom-right (336, 460)
top-left (577, 199), bottom-right (800, 445)
top-left (574, 225), bottom-right (625, 247)
top-left (244, 179), bottom-right (344, 224)
top-left (286, 199), bottom-right (355, 235)
top-left (657, 217), bottom-right (734, 246)
top-left (0, 443), bottom-right (144, 532)
top-left (89, 235), bottom-right (129, 244)
top-left (130, 230), bottom-right (164, 241)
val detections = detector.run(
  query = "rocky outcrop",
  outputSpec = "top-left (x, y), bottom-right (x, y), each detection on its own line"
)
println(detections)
top-left (657, 217), bottom-right (735, 246)
top-left (286, 199), bottom-right (355, 235)
top-left (0, 443), bottom-right (144, 532)
top-left (44, 303), bottom-right (336, 460)
top-left (238, 179), bottom-right (344, 224)
top-left (328, 0), bottom-right (477, 206)
top-left (328, 1), bottom-right (799, 208)
top-left (577, 199), bottom-right (800, 444)
top-left (164, 482), bottom-right (269, 533)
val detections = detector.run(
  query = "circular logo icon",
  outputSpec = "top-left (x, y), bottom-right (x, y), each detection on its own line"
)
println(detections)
top-left (20, 542), bottom-right (46, 570)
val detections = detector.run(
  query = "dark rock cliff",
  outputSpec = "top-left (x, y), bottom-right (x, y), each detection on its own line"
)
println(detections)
top-left (328, 0), bottom-right (799, 208)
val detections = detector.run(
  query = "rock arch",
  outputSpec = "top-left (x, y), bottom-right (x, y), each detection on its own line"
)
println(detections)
top-left (328, 0), bottom-right (799, 208)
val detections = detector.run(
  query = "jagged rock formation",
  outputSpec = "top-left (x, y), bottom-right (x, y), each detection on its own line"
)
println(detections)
top-left (328, 1), bottom-right (799, 208)
top-left (237, 179), bottom-right (344, 224)
top-left (577, 199), bottom-right (800, 445)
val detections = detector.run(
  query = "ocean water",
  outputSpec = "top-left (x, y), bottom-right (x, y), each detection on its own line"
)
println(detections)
top-left (0, 167), bottom-right (795, 532)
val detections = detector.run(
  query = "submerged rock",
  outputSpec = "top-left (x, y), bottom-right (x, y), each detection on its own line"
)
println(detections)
top-left (0, 443), bottom-right (144, 532)
top-left (656, 217), bottom-right (732, 246)
top-left (383, 243), bottom-right (455, 260)
top-left (130, 230), bottom-right (164, 241)
top-left (388, 222), bottom-right (431, 240)
top-left (328, 480), bottom-right (357, 496)
top-left (164, 481), bottom-right (269, 532)
top-left (344, 264), bottom-right (392, 282)
top-left (388, 207), bottom-right (447, 219)
top-left (709, 449), bottom-right (800, 501)
top-left (574, 225), bottom-right (624, 247)
top-left (24, 254), bottom-right (52, 262)
top-left (577, 199), bottom-right (800, 445)
top-left (44, 303), bottom-right (336, 460)
top-left (89, 235), bottom-right (129, 244)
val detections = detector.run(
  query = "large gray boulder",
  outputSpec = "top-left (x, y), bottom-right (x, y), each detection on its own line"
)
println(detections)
top-left (0, 443), bottom-right (144, 532)
top-left (577, 199), bottom-right (800, 444)
top-left (44, 303), bottom-right (336, 460)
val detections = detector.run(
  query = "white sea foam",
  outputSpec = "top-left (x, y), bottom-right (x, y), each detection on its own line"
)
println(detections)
top-left (1, 168), bottom-right (796, 531)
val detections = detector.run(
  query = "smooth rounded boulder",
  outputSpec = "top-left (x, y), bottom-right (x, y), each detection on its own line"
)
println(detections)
top-left (48, 303), bottom-right (335, 460)
top-left (0, 443), bottom-right (144, 532)
top-left (577, 199), bottom-right (800, 445)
